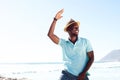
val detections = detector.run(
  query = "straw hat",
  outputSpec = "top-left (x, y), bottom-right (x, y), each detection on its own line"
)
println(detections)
top-left (64, 19), bottom-right (80, 32)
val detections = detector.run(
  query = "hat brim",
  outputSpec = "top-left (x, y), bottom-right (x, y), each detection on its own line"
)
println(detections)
top-left (64, 21), bottom-right (80, 32)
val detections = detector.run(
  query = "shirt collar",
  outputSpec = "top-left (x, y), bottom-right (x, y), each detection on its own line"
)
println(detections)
top-left (68, 37), bottom-right (80, 45)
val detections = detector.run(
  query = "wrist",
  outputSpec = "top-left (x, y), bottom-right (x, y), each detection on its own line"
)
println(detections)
top-left (54, 17), bottom-right (57, 21)
top-left (79, 72), bottom-right (86, 76)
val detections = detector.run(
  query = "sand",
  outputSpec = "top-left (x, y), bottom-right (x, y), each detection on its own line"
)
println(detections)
top-left (0, 75), bottom-right (31, 80)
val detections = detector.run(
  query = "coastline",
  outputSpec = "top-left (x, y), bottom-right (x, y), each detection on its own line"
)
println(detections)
top-left (0, 62), bottom-right (120, 80)
top-left (0, 75), bottom-right (31, 80)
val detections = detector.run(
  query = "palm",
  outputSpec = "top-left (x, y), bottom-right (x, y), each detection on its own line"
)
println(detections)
top-left (55, 9), bottom-right (64, 20)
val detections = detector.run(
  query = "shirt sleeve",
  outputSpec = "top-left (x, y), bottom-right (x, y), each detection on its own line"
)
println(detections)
top-left (86, 39), bottom-right (93, 52)
top-left (58, 38), bottom-right (66, 47)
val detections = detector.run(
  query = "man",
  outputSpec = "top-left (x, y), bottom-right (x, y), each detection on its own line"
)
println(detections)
top-left (47, 9), bottom-right (94, 80)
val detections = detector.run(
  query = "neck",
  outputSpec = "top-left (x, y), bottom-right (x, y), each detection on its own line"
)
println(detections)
top-left (69, 36), bottom-right (78, 44)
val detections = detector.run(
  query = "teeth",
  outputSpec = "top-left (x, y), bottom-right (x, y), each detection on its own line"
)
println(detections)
top-left (76, 31), bottom-right (78, 32)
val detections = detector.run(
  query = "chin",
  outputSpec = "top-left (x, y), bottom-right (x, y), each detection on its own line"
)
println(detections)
top-left (73, 33), bottom-right (78, 36)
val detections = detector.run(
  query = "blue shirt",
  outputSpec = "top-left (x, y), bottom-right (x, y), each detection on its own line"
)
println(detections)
top-left (58, 37), bottom-right (93, 76)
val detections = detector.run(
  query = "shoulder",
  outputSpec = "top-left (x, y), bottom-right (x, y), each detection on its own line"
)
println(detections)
top-left (58, 38), bottom-right (68, 45)
top-left (78, 37), bottom-right (91, 44)
top-left (78, 37), bottom-right (89, 42)
top-left (79, 37), bottom-right (93, 52)
top-left (60, 38), bottom-right (67, 42)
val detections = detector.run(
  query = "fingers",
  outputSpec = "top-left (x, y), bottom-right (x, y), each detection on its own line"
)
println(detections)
top-left (55, 9), bottom-right (64, 20)
top-left (58, 9), bottom-right (64, 14)
top-left (56, 9), bottom-right (64, 16)
top-left (59, 16), bottom-right (63, 19)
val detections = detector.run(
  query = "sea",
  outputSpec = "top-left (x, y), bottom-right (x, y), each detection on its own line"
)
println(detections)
top-left (0, 62), bottom-right (120, 80)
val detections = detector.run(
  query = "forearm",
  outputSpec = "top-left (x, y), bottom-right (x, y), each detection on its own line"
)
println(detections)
top-left (78, 57), bottom-right (94, 80)
top-left (48, 18), bottom-right (57, 37)
top-left (82, 57), bottom-right (94, 74)
top-left (47, 9), bottom-right (63, 44)
top-left (79, 51), bottom-right (94, 75)
top-left (47, 18), bottom-right (59, 44)
top-left (48, 9), bottom-right (63, 36)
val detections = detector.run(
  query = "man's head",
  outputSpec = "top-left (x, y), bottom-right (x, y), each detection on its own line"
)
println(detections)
top-left (64, 19), bottom-right (80, 36)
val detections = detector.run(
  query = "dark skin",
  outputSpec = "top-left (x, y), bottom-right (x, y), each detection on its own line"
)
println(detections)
top-left (48, 9), bottom-right (94, 80)
top-left (67, 24), bottom-right (79, 44)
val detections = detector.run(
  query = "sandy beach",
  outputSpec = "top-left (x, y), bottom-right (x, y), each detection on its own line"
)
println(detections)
top-left (0, 62), bottom-right (120, 80)
top-left (0, 75), bottom-right (31, 80)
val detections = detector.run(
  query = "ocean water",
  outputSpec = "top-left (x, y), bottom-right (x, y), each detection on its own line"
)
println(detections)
top-left (0, 62), bottom-right (120, 80)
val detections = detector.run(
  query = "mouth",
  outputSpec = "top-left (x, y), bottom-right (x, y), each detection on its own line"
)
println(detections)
top-left (75, 30), bottom-right (79, 33)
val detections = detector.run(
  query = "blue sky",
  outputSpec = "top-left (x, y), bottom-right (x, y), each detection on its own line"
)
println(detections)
top-left (0, 0), bottom-right (120, 63)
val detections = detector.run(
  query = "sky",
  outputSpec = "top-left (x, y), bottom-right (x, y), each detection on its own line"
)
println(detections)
top-left (0, 0), bottom-right (120, 63)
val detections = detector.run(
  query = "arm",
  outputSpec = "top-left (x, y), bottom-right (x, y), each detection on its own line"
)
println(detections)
top-left (47, 9), bottom-right (64, 44)
top-left (78, 51), bottom-right (94, 80)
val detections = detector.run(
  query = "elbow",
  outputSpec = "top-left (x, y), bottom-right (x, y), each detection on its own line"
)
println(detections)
top-left (91, 55), bottom-right (94, 63)
top-left (88, 51), bottom-right (94, 63)
top-left (90, 53), bottom-right (94, 62)
top-left (47, 33), bottom-right (50, 37)
top-left (92, 53), bottom-right (95, 62)
top-left (47, 33), bottom-right (53, 38)
top-left (89, 57), bottom-right (94, 65)
top-left (89, 53), bottom-right (94, 63)
top-left (92, 57), bottom-right (94, 63)
top-left (47, 32), bottom-right (51, 37)
top-left (91, 51), bottom-right (94, 63)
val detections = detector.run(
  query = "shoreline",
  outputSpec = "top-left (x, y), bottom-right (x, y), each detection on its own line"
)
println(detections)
top-left (0, 75), bottom-right (31, 80)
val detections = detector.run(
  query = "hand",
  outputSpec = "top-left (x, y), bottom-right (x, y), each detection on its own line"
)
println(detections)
top-left (55, 9), bottom-right (64, 20)
top-left (78, 73), bottom-right (86, 80)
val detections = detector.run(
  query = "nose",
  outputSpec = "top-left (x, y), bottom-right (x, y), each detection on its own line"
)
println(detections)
top-left (73, 27), bottom-right (79, 30)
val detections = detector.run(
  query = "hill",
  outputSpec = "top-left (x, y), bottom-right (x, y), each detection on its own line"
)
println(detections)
top-left (100, 49), bottom-right (120, 62)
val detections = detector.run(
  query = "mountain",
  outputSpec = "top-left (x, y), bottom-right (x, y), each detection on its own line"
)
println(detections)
top-left (99, 49), bottom-right (120, 62)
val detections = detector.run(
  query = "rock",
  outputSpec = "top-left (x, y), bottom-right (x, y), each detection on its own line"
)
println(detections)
top-left (100, 49), bottom-right (120, 62)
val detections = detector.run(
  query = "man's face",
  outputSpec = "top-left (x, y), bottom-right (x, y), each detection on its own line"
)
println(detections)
top-left (71, 26), bottom-right (79, 35)
top-left (67, 24), bottom-right (79, 36)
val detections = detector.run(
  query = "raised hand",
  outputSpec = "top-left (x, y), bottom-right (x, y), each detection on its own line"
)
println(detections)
top-left (55, 9), bottom-right (64, 20)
